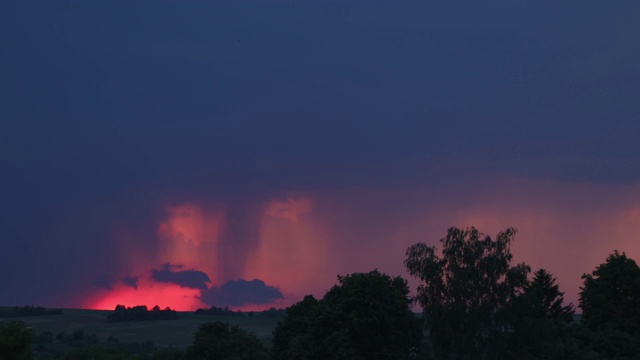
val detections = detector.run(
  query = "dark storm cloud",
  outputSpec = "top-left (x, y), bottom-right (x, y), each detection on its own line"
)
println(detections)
top-left (1, 0), bottom-right (637, 198)
top-left (200, 279), bottom-right (284, 308)
top-left (121, 275), bottom-right (139, 290)
top-left (93, 274), bottom-right (116, 291)
top-left (1, 0), bottom-right (639, 308)
top-left (151, 264), bottom-right (211, 290)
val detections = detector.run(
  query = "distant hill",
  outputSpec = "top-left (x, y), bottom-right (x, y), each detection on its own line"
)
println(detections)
top-left (0, 306), bottom-right (63, 318)
top-left (8, 308), bottom-right (280, 349)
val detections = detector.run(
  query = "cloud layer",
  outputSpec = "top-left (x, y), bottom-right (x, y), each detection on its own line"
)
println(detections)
top-left (151, 264), bottom-right (212, 290)
top-left (1, 1), bottom-right (639, 311)
top-left (120, 275), bottom-right (139, 290)
top-left (200, 279), bottom-right (284, 308)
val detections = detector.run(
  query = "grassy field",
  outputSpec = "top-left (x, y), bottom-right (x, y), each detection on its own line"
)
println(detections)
top-left (10, 309), bottom-right (282, 349)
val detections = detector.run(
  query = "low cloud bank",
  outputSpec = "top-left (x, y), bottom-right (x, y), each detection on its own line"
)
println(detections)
top-left (200, 279), bottom-right (283, 308)
top-left (151, 263), bottom-right (211, 290)
top-left (120, 275), bottom-right (139, 289)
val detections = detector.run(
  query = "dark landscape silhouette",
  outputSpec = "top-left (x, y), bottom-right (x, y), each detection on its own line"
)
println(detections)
top-left (2, 226), bottom-right (640, 359)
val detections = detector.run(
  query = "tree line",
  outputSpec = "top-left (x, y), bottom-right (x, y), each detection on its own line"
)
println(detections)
top-left (1, 226), bottom-right (639, 359)
top-left (107, 305), bottom-right (178, 323)
top-left (0, 306), bottom-right (62, 318)
top-left (402, 227), bottom-right (640, 359)
top-left (270, 226), bottom-right (640, 359)
top-left (194, 306), bottom-right (286, 318)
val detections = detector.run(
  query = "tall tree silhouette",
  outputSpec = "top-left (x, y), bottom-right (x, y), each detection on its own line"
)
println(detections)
top-left (580, 250), bottom-right (640, 333)
top-left (508, 269), bottom-right (575, 359)
top-left (523, 269), bottom-right (574, 322)
top-left (405, 226), bottom-right (530, 360)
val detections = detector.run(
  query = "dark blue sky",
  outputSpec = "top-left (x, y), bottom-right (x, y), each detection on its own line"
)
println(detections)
top-left (1, 0), bottom-right (640, 309)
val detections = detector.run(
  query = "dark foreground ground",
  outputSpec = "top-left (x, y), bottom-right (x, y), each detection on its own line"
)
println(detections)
top-left (11, 309), bottom-right (281, 349)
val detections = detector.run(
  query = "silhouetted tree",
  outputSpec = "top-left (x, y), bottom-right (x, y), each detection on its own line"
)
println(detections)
top-left (271, 295), bottom-right (323, 360)
top-left (577, 251), bottom-right (640, 359)
top-left (186, 321), bottom-right (268, 360)
top-left (260, 307), bottom-right (286, 318)
top-left (523, 269), bottom-right (575, 322)
top-left (194, 306), bottom-right (242, 317)
top-left (508, 269), bottom-right (575, 359)
top-left (107, 305), bottom-right (177, 322)
top-left (272, 270), bottom-right (422, 360)
top-left (404, 226), bottom-right (530, 360)
top-left (580, 250), bottom-right (640, 333)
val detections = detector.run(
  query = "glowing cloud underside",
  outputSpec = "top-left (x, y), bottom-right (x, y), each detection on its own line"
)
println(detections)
top-left (88, 195), bottom-right (325, 311)
top-left (86, 178), bottom-right (640, 311)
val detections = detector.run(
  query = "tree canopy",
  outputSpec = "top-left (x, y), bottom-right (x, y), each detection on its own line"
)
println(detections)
top-left (405, 226), bottom-right (530, 359)
top-left (186, 321), bottom-right (269, 360)
top-left (272, 270), bottom-right (422, 360)
top-left (107, 305), bottom-right (177, 323)
top-left (4, 228), bottom-right (640, 359)
top-left (579, 250), bottom-right (640, 334)
top-left (508, 269), bottom-right (576, 359)
top-left (521, 269), bottom-right (575, 323)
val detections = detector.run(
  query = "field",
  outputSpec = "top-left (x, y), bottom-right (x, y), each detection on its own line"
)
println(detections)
top-left (11, 309), bottom-right (282, 349)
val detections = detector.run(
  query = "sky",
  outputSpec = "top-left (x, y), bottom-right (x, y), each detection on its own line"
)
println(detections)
top-left (1, 0), bottom-right (640, 311)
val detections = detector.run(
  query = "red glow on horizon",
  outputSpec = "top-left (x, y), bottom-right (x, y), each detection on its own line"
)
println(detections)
top-left (88, 196), bottom-right (326, 311)
top-left (83, 179), bottom-right (640, 313)
top-left (86, 280), bottom-right (206, 311)
top-left (84, 204), bottom-right (221, 311)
